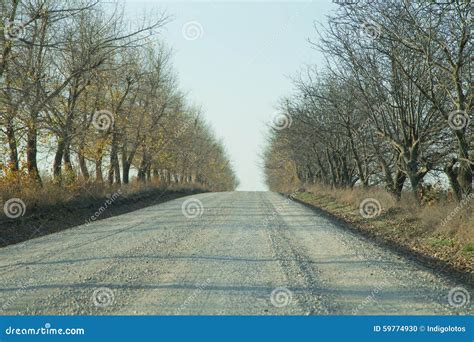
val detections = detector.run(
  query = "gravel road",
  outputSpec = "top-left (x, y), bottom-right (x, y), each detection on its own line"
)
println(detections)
top-left (0, 192), bottom-right (472, 315)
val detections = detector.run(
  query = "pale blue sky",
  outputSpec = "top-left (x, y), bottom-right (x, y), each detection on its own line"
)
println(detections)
top-left (122, 0), bottom-right (336, 190)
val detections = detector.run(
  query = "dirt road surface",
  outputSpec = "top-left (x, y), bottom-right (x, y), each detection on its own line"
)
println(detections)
top-left (0, 192), bottom-right (472, 315)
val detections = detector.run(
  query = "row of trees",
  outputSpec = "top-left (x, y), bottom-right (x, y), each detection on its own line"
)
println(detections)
top-left (0, 0), bottom-right (238, 192)
top-left (264, 0), bottom-right (471, 203)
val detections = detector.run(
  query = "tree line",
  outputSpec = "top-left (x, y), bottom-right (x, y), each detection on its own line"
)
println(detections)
top-left (0, 0), bottom-right (238, 192)
top-left (264, 0), bottom-right (471, 204)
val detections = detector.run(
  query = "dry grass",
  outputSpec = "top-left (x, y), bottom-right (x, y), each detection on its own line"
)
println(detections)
top-left (0, 171), bottom-right (208, 248)
top-left (303, 183), bottom-right (473, 244)
top-left (0, 170), bottom-right (207, 217)
top-left (290, 182), bottom-right (473, 276)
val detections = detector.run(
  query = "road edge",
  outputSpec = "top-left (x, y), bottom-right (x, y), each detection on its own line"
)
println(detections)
top-left (285, 193), bottom-right (473, 288)
top-left (0, 188), bottom-right (207, 249)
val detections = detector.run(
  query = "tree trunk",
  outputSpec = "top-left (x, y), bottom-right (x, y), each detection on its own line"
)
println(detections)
top-left (53, 138), bottom-right (65, 183)
top-left (379, 157), bottom-right (405, 201)
top-left (108, 132), bottom-right (121, 185)
top-left (153, 168), bottom-right (160, 181)
top-left (63, 142), bottom-right (74, 179)
top-left (78, 143), bottom-right (90, 181)
top-left (122, 144), bottom-right (138, 184)
top-left (444, 158), bottom-right (463, 201)
top-left (393, 169), bottom-right (406, 201)
top-left (123, 160), bottom-right (131, 184)
top-left (349, 129), bottom-right (368, 188)
top-left (26, 125), bottom-right (42, 184)
top-left (137, 151), bottom-right (148, 183)
top-left (454, 131), bottom-right (472, 197)
top-left (146, 166), bottom-right (151, 182)
top-left (408, 173), bottom-right (421, 206)
top-left (326, 149), bottom-right (337, 188)
top-left (6, 117), bottom-right (19, 172)
top-left (114, 162), bottom-right (121, 184)
top-left (95, 155), bottom-right (103, 183)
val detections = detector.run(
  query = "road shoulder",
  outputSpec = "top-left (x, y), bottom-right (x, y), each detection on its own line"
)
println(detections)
top-left (289, 192), bottom-right (473, 287)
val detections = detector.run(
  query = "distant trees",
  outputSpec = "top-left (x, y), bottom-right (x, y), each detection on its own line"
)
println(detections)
top-left (0, 0), bottom-right (237, 192)
top-left (264, 0), bottom-right (471, 202)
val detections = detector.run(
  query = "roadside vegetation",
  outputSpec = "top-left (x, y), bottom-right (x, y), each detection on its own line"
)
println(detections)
top-left (292, 185), bottom-right (473, 278)
top-left (263, 1), bottom-right (472, 275)
top-left (0, 0), bottom-right (238, 228)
